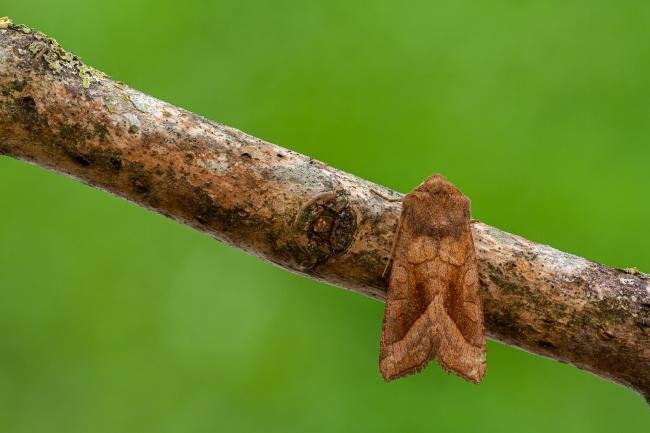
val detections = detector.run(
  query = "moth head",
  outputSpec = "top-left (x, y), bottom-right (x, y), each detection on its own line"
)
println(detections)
top-left (419, 173), bottom-right (469, 204)
top-left (409, 174), bottom-right (471, 233)
top-left (416, 173), bottom-right (456, 194)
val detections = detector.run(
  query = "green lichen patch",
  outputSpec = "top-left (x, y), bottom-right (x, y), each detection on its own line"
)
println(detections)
top-left (44, 50), bottom-right (62, 72)
top-left (21, 27), bottom-right (76, 74)
top-left (78, 65), bottom-right (94, 88)
top-left (51, 44), bottom-right (73, 62)
top-left (33, 31), bottom-right (60, 47)
top-left (78, 64), bottom-right (107, 89)
top-left (12, 23), bottom-right (32, 34)
top-left (28, 41), bottom-right (45, 54)
top-left (0, 16), bottom-right (12, 29)
top-left (13, 22), bottom-right (110, 88)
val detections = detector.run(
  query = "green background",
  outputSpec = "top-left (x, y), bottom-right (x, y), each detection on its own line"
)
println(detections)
top-left (2, 1), bottom-right (649, 431)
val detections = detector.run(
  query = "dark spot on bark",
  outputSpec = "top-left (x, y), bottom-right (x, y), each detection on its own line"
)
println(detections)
top-left (537, 340), bottom-right (555, 349)
top-left (108, 155), bottom-right (122, 171)
top-left (241, 152), bottom-right (251, 159)
top-left (71, 153), bottom-right (92, 167)
top-left (487, 271), bottom-right (525, 296)
top-left (184, 153), bottom-right (194, 163)
top-left (130, 177), bottom-right (150, 194)
top-left (127, 163), bottom-right (151, 195)
top-left (94, 123), bottom-right (109, 141)
top-left (19, 96), bottom-right (36, 112)
top-left (191, 187), bottom-right (221, 226)
top-left (166, 165), bottom-right (176, 182)
top-left (12, 80), bottom-right (27, 92)
top-left (329, 206), bottom-right (356, 253)
top-left (484, 308), bottom-right (520, 341)
top-left (635, 318), bottom-right (650, 331)
top-left (277, 153), bottom-right (284, 158)
top-left (12, 93), bottom-right (47, 133)
top-left (185, 185), bottom-right (255, 235)
top-left (128, 124), bottom-right (139, 134)
top-left (59, 124), bottom-right (79, 141)
top-left (292, 191), bottom-right (357, 269)
top-left (8, 79), bottom-right (28, 94)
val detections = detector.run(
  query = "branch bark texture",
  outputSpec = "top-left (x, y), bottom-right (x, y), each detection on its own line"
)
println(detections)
top-left (1, 22), bottom-right (648, 401)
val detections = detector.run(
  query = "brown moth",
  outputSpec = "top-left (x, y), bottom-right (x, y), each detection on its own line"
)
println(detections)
top-left (379, 174), bottom-right (486, 383)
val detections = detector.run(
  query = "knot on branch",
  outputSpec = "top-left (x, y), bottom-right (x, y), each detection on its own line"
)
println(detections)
top-left (293, 191), bottom-right (356, 270)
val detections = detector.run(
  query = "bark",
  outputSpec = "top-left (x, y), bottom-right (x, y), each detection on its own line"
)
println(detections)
top-left (1, 21), bottom-right (648, 401)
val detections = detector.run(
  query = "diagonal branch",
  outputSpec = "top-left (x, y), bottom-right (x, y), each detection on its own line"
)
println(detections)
top-left (1, 20), bottom-right (648, 401)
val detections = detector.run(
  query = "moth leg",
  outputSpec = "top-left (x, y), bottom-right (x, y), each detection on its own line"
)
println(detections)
top-left (370, 188), bottom-right (403, 203)
top-left (382, 212), bottom-right (404, 279)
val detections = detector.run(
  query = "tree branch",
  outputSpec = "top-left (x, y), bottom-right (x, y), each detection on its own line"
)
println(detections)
top-left (1, 20), bottom-right (648, 401)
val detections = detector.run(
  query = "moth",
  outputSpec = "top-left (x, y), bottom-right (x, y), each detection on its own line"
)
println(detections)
top-left (379, 174), bottom-right (486, 383)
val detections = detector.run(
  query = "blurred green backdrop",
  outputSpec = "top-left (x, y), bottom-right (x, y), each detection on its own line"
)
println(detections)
top-left (2, 1), bottom-right (650, 432)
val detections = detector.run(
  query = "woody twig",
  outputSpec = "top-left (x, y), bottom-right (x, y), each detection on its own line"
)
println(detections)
top-left (1, 20), bottom-right (648, 402)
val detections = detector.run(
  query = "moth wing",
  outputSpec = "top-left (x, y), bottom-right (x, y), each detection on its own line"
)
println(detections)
top-left (434, 219), bottom-right (486, 383)
top-left (379, 193), bottom-right (440, 380)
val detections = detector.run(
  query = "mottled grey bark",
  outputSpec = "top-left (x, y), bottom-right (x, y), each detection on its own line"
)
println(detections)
top-left (0, 19), bottom-right (648, 401)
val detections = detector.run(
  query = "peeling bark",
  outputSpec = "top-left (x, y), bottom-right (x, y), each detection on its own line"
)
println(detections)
top-left (0, 22), bottom-right (648, 401)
